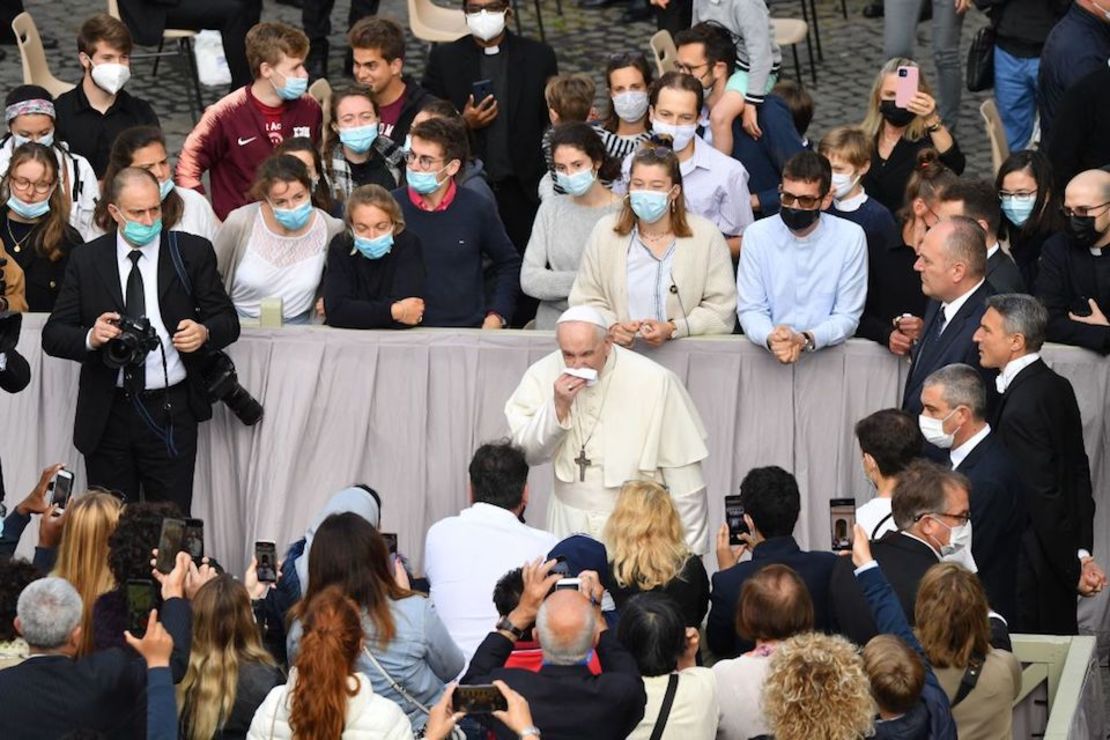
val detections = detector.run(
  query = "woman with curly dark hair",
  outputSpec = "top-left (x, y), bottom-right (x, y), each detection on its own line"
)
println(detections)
top-left (0, 558), bottom-right (41, 669)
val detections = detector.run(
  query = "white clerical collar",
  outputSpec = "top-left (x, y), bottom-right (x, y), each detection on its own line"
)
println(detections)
top-left (986, 242), bottom-right (1000, 260)
top-left (483, 45), bottom-right (500, 55)
top-left (950, 423), bottom-right (991, 470)
top-left (996, 353), bottom-right (1039, 394)
top-left (834, 189), bottom-right (868, 212)
top-left (941, 278), bottom-right (985, 325)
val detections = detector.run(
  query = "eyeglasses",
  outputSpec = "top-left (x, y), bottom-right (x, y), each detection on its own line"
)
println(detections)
top-left (673, 61), bottom-right (709, 75)
top-left (998, 190), bottom-right (1036, 201)
top-left (9, 176), bottom-right (55, 195)
top-left (405, 151), bottom-right (446, 169)
top-left (918, 510), bottom-right (971, 525)
top-left (1062, 201), bottom-right (1110, 218)
top-left (779, 189), bottom-right (823, 210)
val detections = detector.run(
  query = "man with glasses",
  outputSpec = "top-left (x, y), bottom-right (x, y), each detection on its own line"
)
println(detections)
top-left (1035, 169), bottom-right (1110, 354)
top-left (737, 151), bottom-right (867, 363)
top-left (901, 216), bottom-right (995, 416)
top-left (422, 0), bottom-right (557, 321)
top-left (393, 117), bottom-right (519, 329)
top-left (974, 293), bottom-right (1106, 634)
top-left (829, 460), bottom-right (974, 646)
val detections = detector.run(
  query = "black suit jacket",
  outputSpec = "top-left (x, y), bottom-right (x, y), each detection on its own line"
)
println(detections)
top-left (0, 344), bottom-right (30, 505)
top-left (462, 630), bottom-right (646, 740)
top-left (1035, 232), bottom-right (1110, 355)
top-left (829, 531), bottom-right (939, 646)
top-left (41, 231), bottom-right (239, 454)
top-left (902, 281), bottom-right (997, 415)
top-left (706, 536), bottom-right (837, 659)
top-left (0, 596), bottom-right (191, 739)
top-left (422, 31), bottom-right (558, 192)
top-left (954, 431), bottom-right (1029, 623)
top-left (986, 248), bottom-right (1025, 295)
top-left (994, 358), bottom-right (1094, 596)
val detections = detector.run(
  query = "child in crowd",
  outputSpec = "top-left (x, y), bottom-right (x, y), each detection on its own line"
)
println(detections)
top-left (818, 126), bottom-right (899, 248)
top-left (692, 0), bottom-right (781, 156)
top-left (541, 74), bottom-right (596, 197)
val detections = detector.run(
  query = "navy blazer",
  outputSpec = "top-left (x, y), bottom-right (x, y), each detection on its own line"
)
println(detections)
top-left (706, 536), bottom-right (837, 659)
top-left (902, 281), bottom-right (997, 415)
top-left (953, 431), bottom-right (1028, 623)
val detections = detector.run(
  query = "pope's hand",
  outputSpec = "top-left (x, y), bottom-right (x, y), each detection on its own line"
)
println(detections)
top-left (554, 373), bottom-right (588, 423)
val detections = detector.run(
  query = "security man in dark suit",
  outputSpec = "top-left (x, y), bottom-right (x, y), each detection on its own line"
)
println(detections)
top-left (903, 216), bottom-right (997, 416)
top-left (421, 0), bottom-right (558, 325)
top-left (919, 363), bottom-right (1028, 623)
top-left (706, 466), bottom-right (837, 659)
top-left (829, 460), bottom-right (971, 646)
top-left (42, 168), bottom-right (239, 514)
top-left (974, 293), bottom-right (1106, 634)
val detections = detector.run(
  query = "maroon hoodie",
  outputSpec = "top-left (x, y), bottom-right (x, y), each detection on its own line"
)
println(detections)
top-left (176, 86), bottom-right (322, 220)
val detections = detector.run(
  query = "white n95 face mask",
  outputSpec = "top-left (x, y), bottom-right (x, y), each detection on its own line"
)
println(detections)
top-left (466, 10), bottom-right (506, 41)
top-left (90, 62), bottom-right (131, 95)
top-left (918, 409), bottom-right (958, 449)
top-left (564, 367), bottom-right (598, 386)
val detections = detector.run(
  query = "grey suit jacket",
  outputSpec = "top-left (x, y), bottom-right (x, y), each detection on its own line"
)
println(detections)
top-left (987, 248), bottom-right (1026, 294)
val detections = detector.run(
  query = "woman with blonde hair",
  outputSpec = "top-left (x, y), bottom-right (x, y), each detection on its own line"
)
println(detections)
top-left (179, 574), bottom-right (283, 740)
top-left (859, 58), bottom-right (965, 214)
top-left (603, 480), bottom-right (708, 628)
top-left (50, 491), bottom-right (122, 656)
top-left (762, 632), bottom-right (875, 740)
top-left (915, 563), bottom-right (1021, 740)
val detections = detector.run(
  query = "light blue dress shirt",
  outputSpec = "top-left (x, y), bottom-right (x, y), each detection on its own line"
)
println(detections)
top-left (736, 212), bottom-right (868, 350)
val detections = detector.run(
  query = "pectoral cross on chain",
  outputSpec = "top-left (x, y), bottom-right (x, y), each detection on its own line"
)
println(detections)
top-left (574, 446), bottom-right (591, 482)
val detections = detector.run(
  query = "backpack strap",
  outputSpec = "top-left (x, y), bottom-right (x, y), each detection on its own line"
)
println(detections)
top-left (649, 673), bottom-right (680, 740)
top-left (950, 653), bottom-right (986, 708)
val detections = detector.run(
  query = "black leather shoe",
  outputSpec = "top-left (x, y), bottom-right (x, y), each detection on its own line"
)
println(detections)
top-left (862, 1), bottom-right (883, 17)
top-left (620, 5), bottom-right (653, 20)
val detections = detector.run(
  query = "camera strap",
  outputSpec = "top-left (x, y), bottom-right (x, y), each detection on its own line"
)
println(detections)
top-left (168, 231), bottom-right (193, 298)
top-left (130, 336), bottom-right (179, 459)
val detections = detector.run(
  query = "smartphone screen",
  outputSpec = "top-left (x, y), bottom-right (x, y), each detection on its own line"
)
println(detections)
top-left (51, 470), bottom-right (75, 509)
top-left (453, 685), bottom-right (508, 714)
top-left (255, 541), bottom-right (278, 583)
top-left (126, 579), bottom-right (156, 637)
top-left (380, 532), bottom-right (398, 556)
top-left (183, 518), bottom-right (204, 564)
top-left (725, 494), bottom-right (748, 546)
top-left (155, 518), bottom-right (186, 573)
top-left (830, 498), bottom-right (856, 552)
top-left (895, 65), bottom-right (919, 108)
top-left (471, 79), bottom-right (495, 104)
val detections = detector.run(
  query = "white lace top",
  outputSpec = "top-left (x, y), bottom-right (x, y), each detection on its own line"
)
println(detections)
top-left (230, 209), bottom-right (328, 319)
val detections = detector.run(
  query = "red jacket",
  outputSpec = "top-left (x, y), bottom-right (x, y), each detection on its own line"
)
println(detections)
top-left (176, 86), bottom-right (322, 220)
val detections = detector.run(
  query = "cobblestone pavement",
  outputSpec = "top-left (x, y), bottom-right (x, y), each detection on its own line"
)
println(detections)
top-left (4, 0), bottom-right (991, 178)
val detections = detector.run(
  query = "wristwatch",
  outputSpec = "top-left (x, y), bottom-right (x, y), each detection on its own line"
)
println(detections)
top-left (496, 615), bottom-right (525, 640)
top-left (802, 332), bottom-right (816, 352)
top-left (519, 727), bottom-right (541, 738)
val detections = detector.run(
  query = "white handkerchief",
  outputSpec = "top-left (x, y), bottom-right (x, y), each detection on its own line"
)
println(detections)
top-left (564, 367), bottom-right (599, 386)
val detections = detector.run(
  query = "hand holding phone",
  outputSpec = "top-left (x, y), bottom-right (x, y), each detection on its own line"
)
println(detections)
top-left (183, 518), bottom-right (204, 564)
top-left (894, 66), bottom-right (919, 109)
top-left (155, 518), bottom-right (186, 574)
top-left (453, 684), bottom-right (509, 714)
top-left (50, 469), bottom-right (75, 510)
top-left (829, 498), bottom-right (856, 552)
top-left (725, 495), bottom-right (749, 546)
top-left (126, 579), bottom-right (157, 637)
top-left (254, 541), bottom-right (278, 584)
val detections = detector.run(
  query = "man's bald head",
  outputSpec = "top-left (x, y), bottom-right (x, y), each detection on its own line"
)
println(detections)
top-left (1066, 169), bottom-right (1110, 204)
top-left (914, 216), bottom-right (986, 302)
top-left (1064, 170), bottom-right (1110, 249)
top-left (108, 166), bottom-right (160, 206)
top-left (535, 589), bottom-right (598, 665)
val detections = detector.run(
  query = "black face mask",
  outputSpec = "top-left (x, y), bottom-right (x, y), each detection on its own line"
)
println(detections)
top-left (879, 100), bottom-right (917, 127)
top-left (1068, 215), bottom-right (1106, 248)
top-left (780, 205), bottom-right (821, 232)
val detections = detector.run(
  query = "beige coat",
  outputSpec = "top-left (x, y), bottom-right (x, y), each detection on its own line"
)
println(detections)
top-left (568, 212), bottom-right (736, 337)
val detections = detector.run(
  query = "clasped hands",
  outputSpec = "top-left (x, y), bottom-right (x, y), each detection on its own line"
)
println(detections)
top-left (767, 325), bottom-right (807, 364)
top-left (888, 314), bottom-right (924, 356)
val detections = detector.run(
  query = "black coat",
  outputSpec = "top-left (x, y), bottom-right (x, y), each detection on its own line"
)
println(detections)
top-left (1035, 232), bottom-right (1110, 355)
top-left (422, 31), bottom-right (558, 192)
top-left (462, 630), bottom-right (646, 740)
top-left (985, 248), bottom-right (1025, 295)
top-left (0, 597), bottom-right (192, 740)
top-left (954, 431), bottom-right (1028, 623)
top-left (41, 231), bottom-right (240, 454)
top-left (829, 531), bottom-right (939, 646)
top-left (994, 358), bottom-right (1094, 633)
top-left (902, 281), bottom-right (997, 415)
top-left (322, 229), bottom-right (426, 329)
top-left (706, 536), bottom-right (837, 659)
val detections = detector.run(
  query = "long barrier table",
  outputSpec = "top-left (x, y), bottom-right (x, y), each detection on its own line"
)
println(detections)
top-left (3, 316), bottom-right (1110, 644)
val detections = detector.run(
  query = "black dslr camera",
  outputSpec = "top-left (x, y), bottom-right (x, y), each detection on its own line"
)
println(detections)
top-left (104, 316), bottom-right (160, 369)
top-left (202, 350), bottom-right (263, 426)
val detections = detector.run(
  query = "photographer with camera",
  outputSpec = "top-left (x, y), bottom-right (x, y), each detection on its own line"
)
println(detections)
top-left (42, 167), bottom-right (240, 514)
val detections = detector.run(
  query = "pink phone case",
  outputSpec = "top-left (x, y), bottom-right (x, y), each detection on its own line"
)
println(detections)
top-left (895, 66), bottom-right (919, 109)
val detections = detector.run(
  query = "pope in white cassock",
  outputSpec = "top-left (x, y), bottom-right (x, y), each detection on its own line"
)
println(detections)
top-left (505, 306), bottom-right (710, 553)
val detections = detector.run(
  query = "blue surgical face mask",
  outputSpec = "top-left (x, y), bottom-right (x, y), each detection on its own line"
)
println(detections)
top-left (13, 131), bottom-right (54, 148)
top-left (158, 178), bottom-right (174, 201)
top-left (407, 167), bottom-right (445, 195)
top-left (271, 199), bottom-right (314, 231)
top-left (354, 230), bottom-right (394, 260)
top-left (339, 124), bottom-right (379, 154)
top-left (122, 218), bottom-right (162, 247)
top-left (271, 70), bottom-right (309, 101)
top-left (7, 193), bottom-right (50, 219)
top-left (557, 168), bottom-right (596, 197)
top-left (629, 189), bottom-right (670, 223)
top-left (1001, 195), bottom-right (1036, 228)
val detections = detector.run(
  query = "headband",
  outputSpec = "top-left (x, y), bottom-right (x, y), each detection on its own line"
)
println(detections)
top-left (5, 99), bottom-right (55, 124)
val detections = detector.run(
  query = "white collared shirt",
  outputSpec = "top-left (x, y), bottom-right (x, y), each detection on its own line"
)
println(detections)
top-left (626, 229), bottom-right (676, 323)
top-left (0, 352), bottom-right (6, 372)
top-left (940, 278), bottom-right (986, 332)
top-left (833, 189), bottom-right (868, 213)
top-left (950, 423), bottom-right (991, 470)
top-left (112, 232), bottom-right (186, 390)
top-left (986, 242), bottom-right (1000, 261)
top-left (996, 352), bottom-right (1040, 394)
top-left (424, 502), bottom-right (558, 666)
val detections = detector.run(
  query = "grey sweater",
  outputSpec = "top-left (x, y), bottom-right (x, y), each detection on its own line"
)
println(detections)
top-left (694, 0), bottom-right (782, 104)
top-left (520, 195), bottom-right (622, 330)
